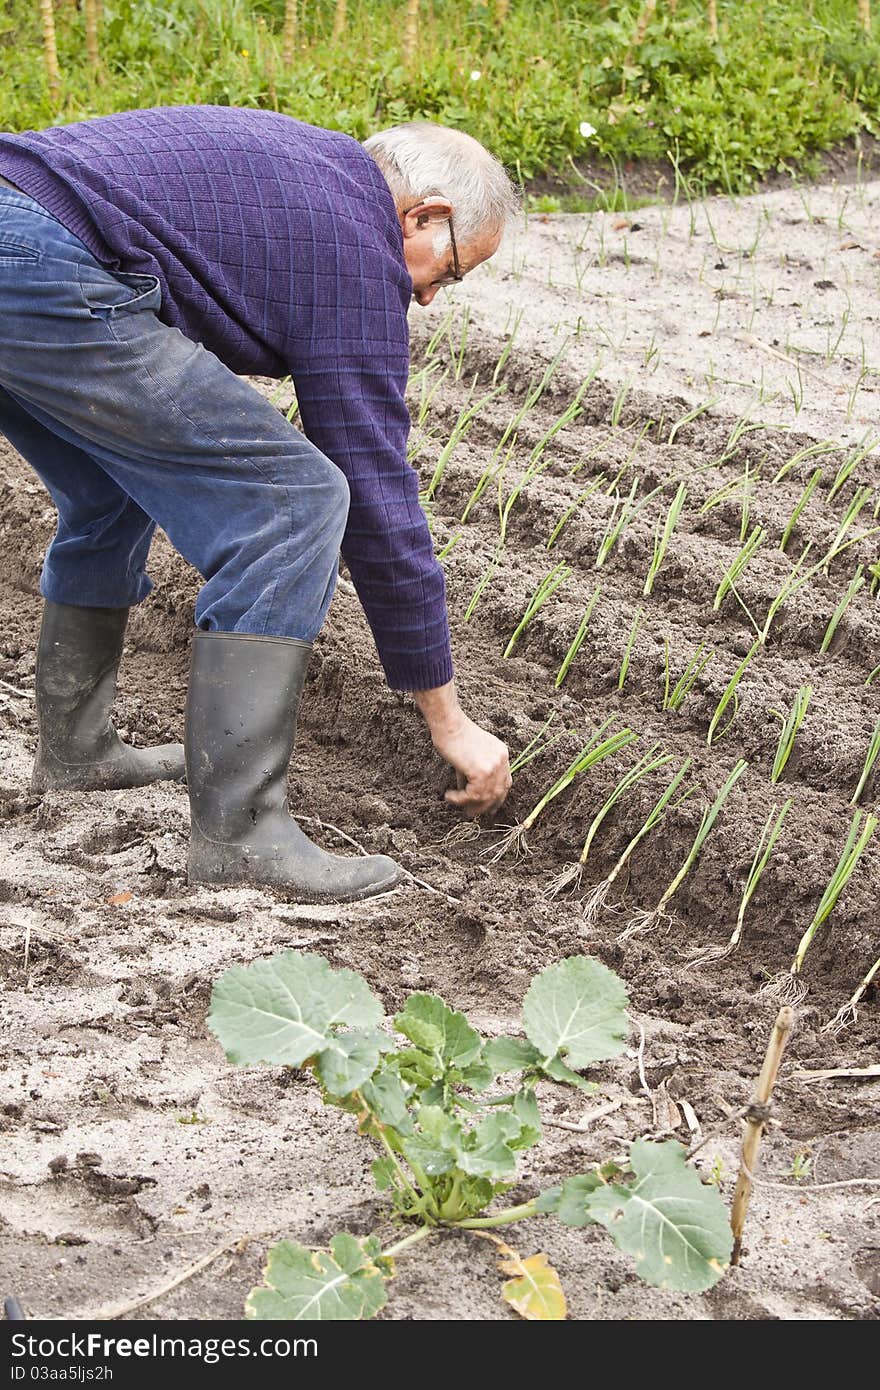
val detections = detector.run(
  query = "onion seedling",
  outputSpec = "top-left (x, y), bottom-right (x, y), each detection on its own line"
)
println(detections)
top-left (485, 720), bottom-right (637, 861)
top-left (621, 759), bottom-right (748, 939)
top-left (503, 563), bottom-right (570, 658)
top-left (770, 685), bottom-right (811, 783)
top-left (555, 583), bottom-right (602, 688)
top-left (691, 800), bottom-right (792, 965)
top-left (617, 607), bottom-right (644, 692)
top-left (548, 746), bottom-right (674, 899)
top-left (824, 951), bottom-right (880, 1033)
top-left (820, 565), bottom-right (865, 654)
top-left (644, 482), bottom-right (687, 596)
top-left (581, 759), bottom-right (693, 923)
top-left (867, 662), bottom-right (880, 687)
top-left (498, 375), bottom-right (597, 542)
top-left (779, 468), bottom-right (822, 553)
top-left (851, 716), bottom-right (880, 806)
top-left (707, 641), bottom-right (761, 746)
top-left (767, 809), bottom-right (878, 1002)
top-left (492, 306), bottom-right (524, 386)
top-left (663, 640), bottom-right (714, 712)
top-left (713, 526), bottom-right (765, 612)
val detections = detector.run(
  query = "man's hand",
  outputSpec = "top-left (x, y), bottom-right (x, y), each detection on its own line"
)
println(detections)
top-left (413, 681), bottom-right (511, 818)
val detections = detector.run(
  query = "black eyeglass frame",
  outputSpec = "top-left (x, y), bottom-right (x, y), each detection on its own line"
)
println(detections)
top-left (403, 204), bottom-right (463, 288)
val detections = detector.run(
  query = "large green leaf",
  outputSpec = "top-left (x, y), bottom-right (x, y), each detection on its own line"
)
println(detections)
top-left (394, 993), bottom-right (483, 1069)
top-left (583, 1140), bottom-right (732, 1291)
top-left (459, 1112), bottom-right (523, 1179)
top-left (536, 1172), bottom-right (604, 1225)
top-left (522, 957), bottom-right (629, 1068)
top-left (361, 1071), bottom-right (414, 1136)
top-left (316, 1028), bottom-right (387, 1096)
top-left (246, 1234), bottom-right (388, 1321)
top-left (482, 1036), bottom-right (543, 1074)
top-left (209, 950), bottom-right (383, 1071)
top-left (402, 1104), bottom-right (463, 1176)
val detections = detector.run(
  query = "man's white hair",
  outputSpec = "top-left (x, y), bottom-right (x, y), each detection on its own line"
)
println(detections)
top-left (364, 122), bottom-right (521, 248)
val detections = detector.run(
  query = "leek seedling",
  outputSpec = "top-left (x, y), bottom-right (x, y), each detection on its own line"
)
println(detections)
top-left (772, 439), bottom-right (837, 485)
top-left (780, 468), bottom-right (822, 553)
top-left (581, 759), bottom-right (693, 923)
top-left (423, 384), bottom-right (505, 502)
top-left (663, 641), bottom-right (714, 712)
top-left (824, 486), bottom-right (872, 572)
top-left (485, 720), bottom-right (637, 861)
top-left (546, 474), bottom-right (607, 550)
top-left (463, 543), bottom-right (503, 622)
top-left (437, 533), bottom-right (461, 563)
top-left (713, 526), bottom-right (765, 611)
top-left (691, 800), bottom-right (792, 965)
top-left (621, 759), bottom-right (748, 939)
top-left (820, 565), bottom-right (865, 654)
top-left (603, 421), bottom-right (651, 495)
top-left (509, 712), bottom-right (567, 775)
top-left (824, 952), bottom-right (880, 1033)
top-left (644, 482), bottom-right (687, 595)
top-left (617, 608), bottom-right (644, 692)
top-left (770, 686), bottom-right (811, 783)
top-left (492, 307), bottom-right (524, 386)
top-left (610, 379), bottom-right (632, 429)
top-left (867, 663), bottom-right (880, 687)
top-left (498, 376), bottom-right (595, 542)
top-left (462, 440), bottom-right (514, 524)
top-left (768, 809), bottom-right (878, 1001)
top-left (699, 467), bottom-right (750, 517)
top-left (548, 746), bottom-right (674, 898)
top-left (707, 641), bottom-right (761, 746)
top-left (596, 476), bottom-right (640, 568)
top-left (827, 433), bottom-right (879, 504)
top-left (851, 717), bottom-right (880, 806)
top-left (667, 396), bottom-right (720, 446)
top-left (503, 563), bottom-right (570, 658)
top-left (555, 584), bottom-right (602, 688)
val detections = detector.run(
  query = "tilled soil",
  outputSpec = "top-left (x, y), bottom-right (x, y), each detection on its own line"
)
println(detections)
top-left (2, 214), bottom-right (880, 1322)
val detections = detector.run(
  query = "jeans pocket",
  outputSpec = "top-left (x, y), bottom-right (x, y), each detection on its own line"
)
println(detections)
top-left (78, 266), bottom-right (162, 318)
top-left (0, 239), bottom-right (41, 262)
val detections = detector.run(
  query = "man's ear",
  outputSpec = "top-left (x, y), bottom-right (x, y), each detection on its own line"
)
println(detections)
top-left (401, 196), bottom-right (454, 237)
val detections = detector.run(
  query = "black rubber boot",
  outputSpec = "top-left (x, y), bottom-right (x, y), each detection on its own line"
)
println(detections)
top-left (30, 601), bottom-right (185, 793)
top-left (185, 631), bottom-right (403, 902)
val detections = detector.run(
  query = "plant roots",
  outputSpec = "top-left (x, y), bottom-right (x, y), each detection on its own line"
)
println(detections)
top-left (545, 861), bottom-right (583, 898)
top-left (617, 906), bottom-right (667, 942)
top-left (822, 1003), bottom-right (857, 1034)
top-left (758, 971), bottom-right (808, 1005)
top-left (482, 824), bottom-right (530, 863)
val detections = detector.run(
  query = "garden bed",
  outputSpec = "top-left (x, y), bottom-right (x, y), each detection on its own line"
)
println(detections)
top-left (1, 182), bottom-right (878, 1322)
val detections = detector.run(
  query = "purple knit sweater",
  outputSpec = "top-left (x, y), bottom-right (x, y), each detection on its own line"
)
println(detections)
top-left (0, 105), bottom-right (452, 692)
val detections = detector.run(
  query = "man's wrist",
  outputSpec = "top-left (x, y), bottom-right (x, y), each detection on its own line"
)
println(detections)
top-left (412, 680), bottom-right (466, 740)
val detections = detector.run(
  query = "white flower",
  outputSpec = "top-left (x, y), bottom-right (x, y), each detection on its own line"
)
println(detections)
top-left (470, 70), bottom-right (482, 81)
top-left (579, 121), bottom-right (597, 139)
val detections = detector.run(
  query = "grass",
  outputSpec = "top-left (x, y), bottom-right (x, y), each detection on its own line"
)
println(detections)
top-left (4, 2), bottom-right (879, 193)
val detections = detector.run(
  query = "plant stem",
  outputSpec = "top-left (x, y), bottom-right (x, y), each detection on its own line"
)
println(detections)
top-left (451, 1200), bottom-right (539, 1229)
top-left (380, 1226), bottom-right (436, 1260)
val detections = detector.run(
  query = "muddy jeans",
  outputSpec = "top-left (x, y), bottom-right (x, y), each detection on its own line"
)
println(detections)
top-left (0, 184), bottom-right (349, 638)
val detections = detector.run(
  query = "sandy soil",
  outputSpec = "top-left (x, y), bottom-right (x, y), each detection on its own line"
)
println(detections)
top-left (1, 177), bottom-right (879, 1322)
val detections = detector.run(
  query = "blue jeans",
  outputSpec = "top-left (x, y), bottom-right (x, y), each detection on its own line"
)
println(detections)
top-left (0, 184), bottom-right (348, 637)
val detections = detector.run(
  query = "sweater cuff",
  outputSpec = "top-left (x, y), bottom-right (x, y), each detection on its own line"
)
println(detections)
top-left (379, 648), bottom-right (455, 693)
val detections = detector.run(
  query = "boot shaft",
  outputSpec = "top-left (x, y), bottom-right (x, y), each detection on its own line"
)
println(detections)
top-left (185, 630), bottom-right (312, 842)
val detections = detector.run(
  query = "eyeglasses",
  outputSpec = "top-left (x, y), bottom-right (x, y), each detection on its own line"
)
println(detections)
top-left (404, 205), bottom-right (464, 287)
top-left (431, 215), bottom-right (463, 287)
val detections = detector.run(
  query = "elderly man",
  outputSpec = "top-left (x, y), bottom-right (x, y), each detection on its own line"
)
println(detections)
top-left (0, 106), bottom-right (515, 902)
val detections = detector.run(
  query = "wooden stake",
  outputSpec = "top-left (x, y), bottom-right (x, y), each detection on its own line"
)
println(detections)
top-left (858, 1), bottom-right (871, 36)
top-left (707, 0), bottom-right (718, 41)
top-left (84, 0), bottom-right (100, 72)
top-left (282, 0), bottom-right (298, 67)
top-left (730, 1006), bottom-right (793, 1265)
top-left (39, 0), bottom-right (61, 107)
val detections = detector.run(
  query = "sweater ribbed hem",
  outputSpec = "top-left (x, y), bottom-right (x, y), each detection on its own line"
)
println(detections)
top-left (381, 651), bottom-right (454, 693)
top-left (0, 153), bottom-right (117, 265)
